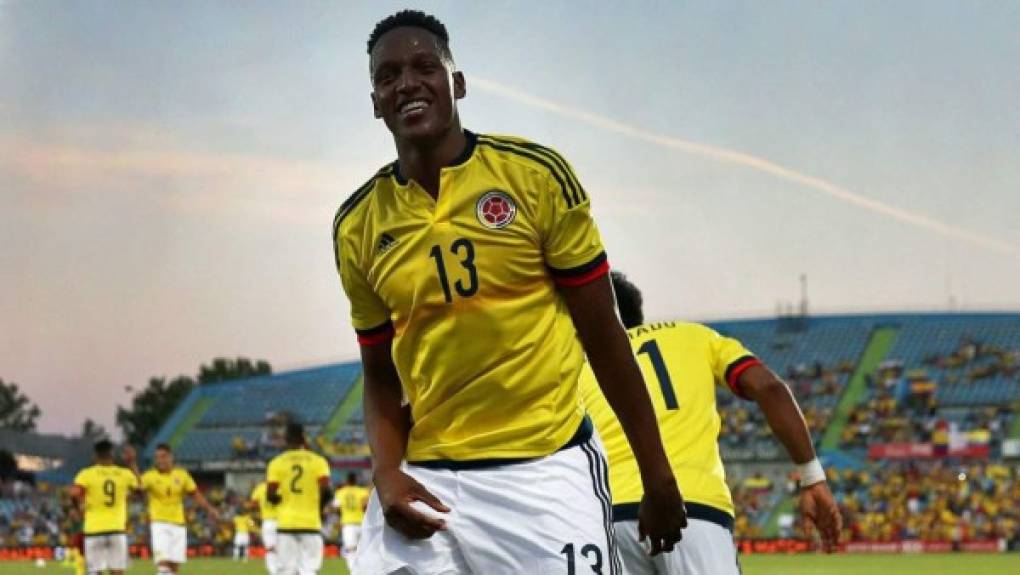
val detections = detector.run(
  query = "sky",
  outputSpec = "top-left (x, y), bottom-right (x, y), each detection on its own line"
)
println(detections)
top-left (2, 1), bottom-right (1018, 436)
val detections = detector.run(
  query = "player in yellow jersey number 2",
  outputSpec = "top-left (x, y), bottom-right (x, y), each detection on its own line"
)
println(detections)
top-left (334, 9), bottom-right (685, 574)
top-left (580, 272), bottom-right (843, 574)
top-left (267, 423), bottom-right (332, 575)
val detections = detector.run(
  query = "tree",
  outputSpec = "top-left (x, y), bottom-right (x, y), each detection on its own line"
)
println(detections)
top-left (116, 357), bottom-right (271, 446)
top-left (80, 418), bottom-right (109, 441)
top-left (116, 376), bottom-right (195, 447)
top-left (198, 357), bottom-right (272, 385)
top-left (0, 379), bottom-right (40, 432)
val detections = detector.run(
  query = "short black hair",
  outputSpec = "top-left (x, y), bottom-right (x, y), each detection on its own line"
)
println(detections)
top-left (94, 439), bottom-right (114, 458)
top-left (367, 10), bottom-right (453, 61)
top-left (285, 422), bottom-right (305, 446)
top-left (155, 443), bottom-right (172, 452)
top-left (610, 271), bottom-right (644, 329)
top-left (347, 472), bottom-right (358, 485)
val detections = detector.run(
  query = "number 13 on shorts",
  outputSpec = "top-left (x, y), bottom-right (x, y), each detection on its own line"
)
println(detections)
top-left (562, 542), bottom-right (604, 574)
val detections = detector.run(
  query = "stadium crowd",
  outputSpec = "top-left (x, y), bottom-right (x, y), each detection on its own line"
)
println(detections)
top-left (729, 460), bottom-right (1020, 547)
top-left (834, 461), bottom-right (1020, 544)
top-left (839, 349), bottom-right (1016, 452)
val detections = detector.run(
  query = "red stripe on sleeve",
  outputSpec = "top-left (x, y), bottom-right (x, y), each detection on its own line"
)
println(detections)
top-left (356, 323), bottom-right (395, 346)
top-left (726, 358), bottom-right (762, 399)
top-left (553, 260), bottom-right (610, 287)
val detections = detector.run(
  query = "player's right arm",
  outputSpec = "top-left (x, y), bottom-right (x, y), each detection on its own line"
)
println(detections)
top-left (335, 211), bottom-right (449, 540)
top-left (360, 341), bottom-right (449, 539)
top-left (736, 362), bottom-right (842, 550)
top-left (70, 469), bottom-right (88, 505)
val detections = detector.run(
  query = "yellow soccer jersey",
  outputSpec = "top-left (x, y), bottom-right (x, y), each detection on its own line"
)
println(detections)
top-left (250, 481), bottom-right (279, 521)
top-left (334, 131), bottom-right (607, 462)
top-left (334, 485), bottom-right (370, 526)
top-left (233, 514), bottom-right (255, 534)
top-left (266, 449), bottom-right (331, 531)
top-left (73, 465), bottom-right (140, 534)
top-left (579, 321), bottom-right (760, 518)
top-left (141, 467), bottom-right (196, 525)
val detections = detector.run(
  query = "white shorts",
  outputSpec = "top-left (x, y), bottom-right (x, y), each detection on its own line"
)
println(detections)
top-left (84, 533), bottom-right (128, 572)
top-left (151, 522), bottom-right (188, 564)
top-left (615, 517), bottom-right (739, 575)
top-left (352, 435), bottom-right (621, 575)
top-left (341, 524), bottom-right (362, 555)
top-left (235, 532), bottom-right (251, 547)
top-left (262, 519), bottom-right (278, 549)
top-left (277, 532), bottom-right (324, 575)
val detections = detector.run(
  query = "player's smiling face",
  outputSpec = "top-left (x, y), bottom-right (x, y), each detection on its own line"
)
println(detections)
top-left (370, 27), bottom-right (465, 143)
top-left (155, 448), bottom-right (173, 472)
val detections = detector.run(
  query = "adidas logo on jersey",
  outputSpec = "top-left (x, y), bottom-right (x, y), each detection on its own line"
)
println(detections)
top-left (376, 233), bottom-right (398, 255)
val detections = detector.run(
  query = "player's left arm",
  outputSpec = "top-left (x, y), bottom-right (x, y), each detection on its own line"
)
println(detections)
top-left (560, 276), bottom-right (687, 555)
top-left (190, 486), bottom-right (221, 522)
top-left (539, 153), bottom-right (684, 554)
top-left (317, 458), bottom-right (332, 516)
top-left (737, 364), bottom-right (843, 550)
top-left (69, 481), bottom-right (86, 511)
top-left (266, 484), bottom-right (281, 504)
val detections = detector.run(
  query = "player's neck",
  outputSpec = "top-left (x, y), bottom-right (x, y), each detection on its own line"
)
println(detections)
top-left (395, 124), bottom-right (468, 199)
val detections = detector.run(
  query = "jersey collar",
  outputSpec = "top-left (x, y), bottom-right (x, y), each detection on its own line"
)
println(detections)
top-left (393, 129), bottom-right (477, 186)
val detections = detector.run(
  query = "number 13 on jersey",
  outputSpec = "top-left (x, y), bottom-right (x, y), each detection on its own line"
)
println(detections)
top-left (430, 238), bottom-right (478, 303)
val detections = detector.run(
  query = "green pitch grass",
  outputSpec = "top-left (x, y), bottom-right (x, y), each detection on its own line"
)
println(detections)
top-left (741, 553), bottom-right (1020, 575)
top-left (5, 554), bottom-right (1020, 574)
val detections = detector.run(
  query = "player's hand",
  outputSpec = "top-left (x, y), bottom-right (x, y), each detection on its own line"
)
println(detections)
top-left (374, 467), bottom-right (450, 540)
top-left (637, 474), bottom-right (687, 555)
top-left (799, 481), bottom-right (842, 552)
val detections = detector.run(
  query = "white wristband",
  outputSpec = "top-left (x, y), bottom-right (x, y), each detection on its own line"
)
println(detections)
top-left (798, 458), bottom-right (826, 487)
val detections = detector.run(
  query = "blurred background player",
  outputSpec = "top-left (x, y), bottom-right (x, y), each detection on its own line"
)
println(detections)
top-left (579, 272), bottom-right (843, 574)
top-left (266, 423), bottom-right (331, 575)
top-left (232, 511), bottom-right (256, 562)
top-left (332, 472), bottom-right (369, 566)
top-left (140, 443), bottom-right (220, 575)
top-left (251, 479), bottom-right (281, 574)
top-left (70, 440), bottom-right (140, 575)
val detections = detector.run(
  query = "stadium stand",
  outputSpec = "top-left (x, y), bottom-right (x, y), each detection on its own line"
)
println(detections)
top-left (4, 312), bottom-right (1018, 556)
top-left (145, 362), bottom-right (363, 465)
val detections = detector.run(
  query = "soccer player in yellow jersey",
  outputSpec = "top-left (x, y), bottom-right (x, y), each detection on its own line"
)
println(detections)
top-left (140, 443), bottom-right (220, 575)
top-left (334, 10), bottom-right (684, 574)
top-left (70, 440), bottom-right (140, 575)
top-left (250, 480), bottom-right (281, 574)
top-left (232, 513), bottom-right (256, 562)
top-left (266, 423), bottom-right (332, 575)
top-left (579, 272), bottom-right (843, 574)
top-left (332, 472), bottom-right (370, 563)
